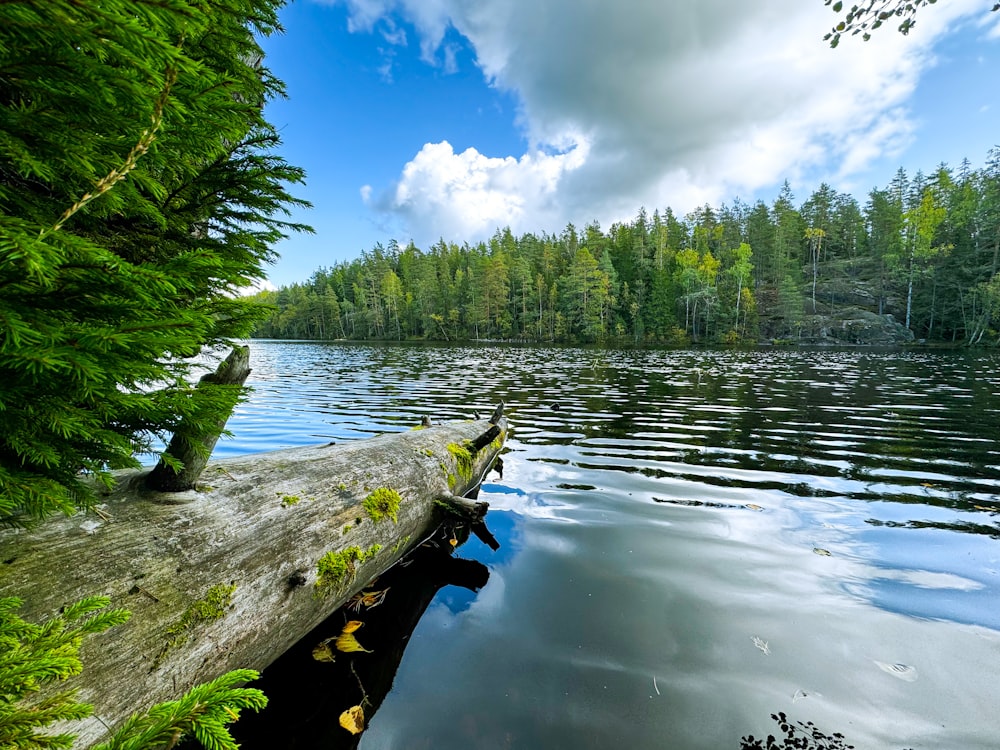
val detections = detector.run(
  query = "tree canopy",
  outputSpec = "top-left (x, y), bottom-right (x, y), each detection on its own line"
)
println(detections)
top-left (0, 0), bottom-right (310, 522)
top-left (825, 0), bottom-right (1000, 46)
top-left (254, 156), bottom-right (1000, 349)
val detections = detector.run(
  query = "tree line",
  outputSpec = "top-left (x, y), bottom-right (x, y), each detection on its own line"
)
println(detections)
top-left (255, 156), bottom-right (1000, 345)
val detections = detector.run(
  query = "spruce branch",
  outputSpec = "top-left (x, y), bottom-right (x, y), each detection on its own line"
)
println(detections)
top-left (43, 65), bottom-right (178, 238)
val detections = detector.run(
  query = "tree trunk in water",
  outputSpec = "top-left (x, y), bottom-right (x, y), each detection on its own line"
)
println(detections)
top-left (146, 346), bottom-right (252, 492)
top-left (0, 416), bottom-right (507, 749)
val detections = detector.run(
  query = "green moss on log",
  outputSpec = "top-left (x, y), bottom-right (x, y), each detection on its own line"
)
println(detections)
top-left (315, 544), bottom-right (382, 598)
top-left (155, 583), bottom-right (236, 667)
top-left (392, 535), bottom-right (412, 554)
top-left (363, 487), bottom-right (402, 524)
top-left (447, 441), bottom-right (474, 482)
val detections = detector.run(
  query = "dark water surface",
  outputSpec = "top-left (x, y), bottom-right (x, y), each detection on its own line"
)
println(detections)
top-left (222, 342), bottom-right (1000, 749)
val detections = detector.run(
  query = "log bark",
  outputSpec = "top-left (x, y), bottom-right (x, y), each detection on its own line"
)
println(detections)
top-left (0, 416), bottom-right (507, 749)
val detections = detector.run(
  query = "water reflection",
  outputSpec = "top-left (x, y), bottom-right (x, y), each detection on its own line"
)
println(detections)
top-left (219, 343), bottom-right (1000, 748)
top-left (231, 528), bottom-right (490, 750)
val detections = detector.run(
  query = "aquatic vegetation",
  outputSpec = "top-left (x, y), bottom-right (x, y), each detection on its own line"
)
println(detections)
top-left (335, 632), bottom-right (371, 653)
top-left (312, 638), bottom-right (336, 662)
top-left (335, 620), bottom-right (372, 653)
top-left (347, 587), bottom-right (390, 612)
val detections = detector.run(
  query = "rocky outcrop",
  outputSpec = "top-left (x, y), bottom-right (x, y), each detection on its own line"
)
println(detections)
top-left (799, 307), bottom-right (914, 345)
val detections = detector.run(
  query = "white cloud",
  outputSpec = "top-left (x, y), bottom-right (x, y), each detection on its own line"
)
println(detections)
top-left (380, 20), bottom-right (406, 46)
top-left (374, 139), bottom-right (589, 241)
top-left (239, 277), bottom-right (278, 296)
top-left (329, 0), bottom-right (986, 245)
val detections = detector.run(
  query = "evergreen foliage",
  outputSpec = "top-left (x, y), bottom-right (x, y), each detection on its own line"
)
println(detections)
top-left (91, 669), bottom-right (265, 750)
top-left (0, 0), bottom-right (310, 522)
top-left (0, 596), bottom-right (129, 749)
top-left (254, 155), bottom-right (1000, 347)
top-left (0, 596), bottom-right (264, 750)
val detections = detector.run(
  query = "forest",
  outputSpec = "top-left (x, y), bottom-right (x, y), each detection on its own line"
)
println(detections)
top-left (254, 157), bottom-right (1000, 346)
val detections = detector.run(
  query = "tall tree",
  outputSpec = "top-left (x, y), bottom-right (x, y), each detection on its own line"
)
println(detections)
top-left (0, 0), bottom-right (309, 521)
top-left (901, 186), bottom-right (948, 331)
top-left (563, 248), bottom-right (610, 341)
top-left (804, 227), bottom-right (827, 312)
top-left (865, 186), bottom-right (905, 315)
top-left (724, 243), bottom-right (756, 339)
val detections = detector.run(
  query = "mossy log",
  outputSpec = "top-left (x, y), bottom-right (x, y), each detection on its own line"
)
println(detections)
top-left (0, 416), bottom-right (507, 749)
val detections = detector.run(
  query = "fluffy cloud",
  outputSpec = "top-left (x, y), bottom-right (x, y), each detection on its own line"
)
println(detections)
top-left (332, 0), bottom-right (986, 243)
top-left (369, 139), bottom-right (590, 241)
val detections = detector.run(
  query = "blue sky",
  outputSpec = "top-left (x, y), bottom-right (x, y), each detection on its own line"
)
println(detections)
top-left (258, 0), bottom-right (1000, 288)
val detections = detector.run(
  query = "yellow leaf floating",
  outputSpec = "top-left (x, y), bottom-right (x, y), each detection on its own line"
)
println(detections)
top-left (339, 705), bottom-right (365, 735)
top-left (312, 638), bottom-right (336, 662)
top-left (813, 547), bottom-right (832, 557)
top-left (336, 631), bottom-right (373, 653)
top-left (342, 620), bottom-right (364, 633)
top-left (745, 503), bottom-right (764, 512)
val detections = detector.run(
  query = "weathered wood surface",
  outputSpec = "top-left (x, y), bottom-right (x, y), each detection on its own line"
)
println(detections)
top-left (0, 416), bottom-right (507, 749)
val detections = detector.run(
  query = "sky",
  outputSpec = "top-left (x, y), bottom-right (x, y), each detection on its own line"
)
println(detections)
top-left (257, 0), bottom-right (1000, 288)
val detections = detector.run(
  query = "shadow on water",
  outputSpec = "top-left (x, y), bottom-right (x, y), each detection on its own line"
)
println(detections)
top-left (230, 528), bottom-right (490, 750)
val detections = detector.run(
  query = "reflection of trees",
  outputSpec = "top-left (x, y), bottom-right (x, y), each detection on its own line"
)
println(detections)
top-left (230, 531), bottom-right (490, 749)
top-left (866, 517), bottom-right (1000, 540)
top-left (741, 712), bottom-right (856, 750)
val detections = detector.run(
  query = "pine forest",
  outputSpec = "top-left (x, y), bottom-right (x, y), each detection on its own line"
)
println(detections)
top-left (254, 160), bottom-right (1000, 346)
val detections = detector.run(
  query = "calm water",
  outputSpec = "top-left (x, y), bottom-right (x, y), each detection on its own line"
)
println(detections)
top-left (221, 341), bottom-right (1000, 750)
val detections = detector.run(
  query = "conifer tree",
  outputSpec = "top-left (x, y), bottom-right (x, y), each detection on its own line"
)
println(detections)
top-left (0, 0), bottom-right (310, 522)
top-left (0, 596), bottom-right (264, 750)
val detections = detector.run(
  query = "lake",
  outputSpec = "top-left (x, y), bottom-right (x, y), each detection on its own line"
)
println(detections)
top-left (221, 341), bottom-right (1000, 749)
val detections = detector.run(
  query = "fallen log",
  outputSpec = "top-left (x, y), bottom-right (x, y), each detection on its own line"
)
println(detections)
top-left (0, 415), bottom-right (507, 749)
